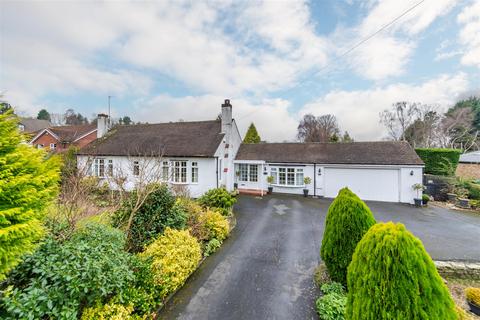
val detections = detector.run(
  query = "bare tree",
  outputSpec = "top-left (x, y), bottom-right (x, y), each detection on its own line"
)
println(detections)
top-left (297, 114), bottom-right (340, 142)
top-left (404, 104), bottom-right (442, 148)
top-left (380, 102), bottom-right (419, 141)
top-left (436, 107), bottom-right (479, 151)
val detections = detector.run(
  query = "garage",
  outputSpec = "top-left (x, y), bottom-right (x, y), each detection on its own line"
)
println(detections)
top-left (324, 167), bottom-right (399, 202)
top-left (235, 141), bottom-right (424, 204)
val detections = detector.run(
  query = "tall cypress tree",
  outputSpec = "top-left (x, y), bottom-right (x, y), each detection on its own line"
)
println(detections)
top-left (243, 123), bottom-right (261, 143)
top-left (0, 110), bottom-right (60, 279)
top-left (320, 188), bottom-right (376, 285)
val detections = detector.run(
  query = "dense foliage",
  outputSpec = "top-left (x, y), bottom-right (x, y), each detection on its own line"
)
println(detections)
top-left (141, 228), bottom-right (202, 298)
top-left (346, 222), bottom-right (457, 320)
top-left (0, 110), bottom-right (61, 279)
top-left (465, 287), bottom-right (480, 305)
top-left (198, 209), bottom-right (230, 242)
top-left (415, 148), bottom-right (461, 176)
top-left (1, 224), bottom-right (133, 319)
top-left (115, 184), bottom-right (187, 252)
top-left (243, 122), bottom-right (261, 143)
top-left (81, 303), bottom-right (135, 320)
top-left (198, 187), bottom-right (237, 216)
top-left (320, 188), bottom-right (376, 285)
top-left (316, 283), bottom-right (346, 320)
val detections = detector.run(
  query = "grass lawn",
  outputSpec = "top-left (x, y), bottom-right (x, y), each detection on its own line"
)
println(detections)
top-left (444, 275), bottom-right (480, 319)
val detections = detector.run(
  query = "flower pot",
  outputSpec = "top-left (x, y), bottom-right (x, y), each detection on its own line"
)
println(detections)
top-left (457, 198), bottom-right (470, 209)
top-left (267, 186), bottom-right (273, 194)
top-left (414, 198), bottom-right (422, 207)
top-left (233, 183), bottom-right (238, 190)
top-left (422, 199), bottom-right (429, 206)
top-left (447, 193), bottom-right (457, 202)
top-left (468, 300), bottom-right (480, 316)
top-left (303, 189), bottom-right (309, 197)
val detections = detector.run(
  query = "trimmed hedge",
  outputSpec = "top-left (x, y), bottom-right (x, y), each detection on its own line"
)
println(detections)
top-left (346, 222), bottom-right (457, 320)
top-left (320, 188), bottom-right (376, 286)
top-left (415, 148), bottom-right (461, 176)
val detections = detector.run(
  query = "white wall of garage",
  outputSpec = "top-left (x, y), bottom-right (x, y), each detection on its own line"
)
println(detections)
top-left (236, 161), bottom-right (423, 204)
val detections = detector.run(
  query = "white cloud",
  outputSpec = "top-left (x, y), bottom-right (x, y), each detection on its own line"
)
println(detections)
top-left (338, 0), bottom-right (457, 80)
top-left (134, 95), bottom-right (298, 142)
top-left (457, 1), bottom-right (480, 68)
top-left (301, 73), bottom-right (469, 140)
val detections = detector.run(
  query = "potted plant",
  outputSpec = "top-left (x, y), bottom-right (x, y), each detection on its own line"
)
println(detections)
top-left (455, 187), bottom-right (470, 208)
top-left (267, 175), bottom-right (274, 194)
top-left (303, 177), bottom-right (311, 197)
top-left (422, 194), bottom-right (430, 206)
top-left (465, 287), bottom-right (480, 316)
top-left (412, 183), bottom-right (424, 207)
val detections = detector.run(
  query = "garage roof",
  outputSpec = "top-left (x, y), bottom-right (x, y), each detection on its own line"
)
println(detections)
top-left (235, 141), bottom-right (424, 166)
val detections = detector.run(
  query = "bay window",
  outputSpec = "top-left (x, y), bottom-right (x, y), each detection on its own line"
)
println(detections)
top-left (270, 166), bottom-right (305, 186)
top-left (238, 164), bottom-right (258, 182)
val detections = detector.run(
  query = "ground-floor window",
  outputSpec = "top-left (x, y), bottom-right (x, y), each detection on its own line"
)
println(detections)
top-left (172, 160), bottom-right (187, 183)
top-left (94, 158), bottom-right (105, 177)
top-left (191, 162), bottom-right (198, 183)
top-left (270, 167), bottom-right (304, 186)
top-left (238, 164), bottom-right (259, 182)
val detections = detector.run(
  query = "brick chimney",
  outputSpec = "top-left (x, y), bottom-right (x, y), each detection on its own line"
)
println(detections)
top-left (97, 113), bottom-right (108, 138)
top-left (221, 99), bottom-right (232, 134)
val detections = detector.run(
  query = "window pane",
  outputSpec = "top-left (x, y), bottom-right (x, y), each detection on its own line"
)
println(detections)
top-left (287, 168), bottom-right (295, 185)
top-left (98, 159), bottom-right (105, 177)
top-left (181, 161), bottom-right (187, 183)
top-left (296, 172), bottom-right (304, 186)
top-left (249, 165), bottom-right (258, 182)
top-left (108, 160), bottom-right (113, 176)
top-left (133, 161), bottom-right (139, 176)
top-left (279, 168), bottom-right (286, 185)
top-left (239, 164), bottom-right (248, 182)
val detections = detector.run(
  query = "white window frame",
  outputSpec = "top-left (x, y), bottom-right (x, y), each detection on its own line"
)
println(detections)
top-left (238, 164), bottom-right (258, 182)
top-left (94, 158), bottom-right (105, 178)
top-left (49, 143), bottom-right (56, 150)
top-left (191, 161), bottom-right (199, 184)
top-left (270, 166), bottom-right (305, 187)
top-left (171, 160), bottom-right (187, 184)
top-left (133, 161), bottom-right (140, 176)
top-left (162, 161), bottom-right (169, 182)
top-left (107, 159), bottom-right (113, 176)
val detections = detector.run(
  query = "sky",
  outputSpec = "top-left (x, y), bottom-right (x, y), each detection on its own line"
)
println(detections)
top-left (1, 0), bottom-right (479, 141)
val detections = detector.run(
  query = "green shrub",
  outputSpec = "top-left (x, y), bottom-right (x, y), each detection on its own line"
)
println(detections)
top-left (316, 292), bottom-right (346, 320)
top-left (204, 238), bottom-right (222, 257)
top-left (346, 222), bottom-right (457, 320)
top-left (320, 188), bottom-right (376, 286)
top-left (198, 187), bottom-right (236, 216)
top-left (115, 256), bottom-right (161, 317)
top-left (320, 282), bottom-right (345, 295)
top-left (0, 110), bottom-right (61, 279)
top-left (454, 178), bottom-right (480, 200)
top-left (80, 303), bottom-right (134, 320)
top-left (140, 228), bottom-right (201, 298)
top-left (422, 194), bottom-right (430, 202)
top-left (415, 148), bottom-right (461, 176)
top-left (1, 224), bottom-right (133, 319)
top-left (177, 198), bottom-right (209, 241)
top-left (198, 209), bottom-right (230, 242)
top-left (115, 184), bottom-right (188, 252)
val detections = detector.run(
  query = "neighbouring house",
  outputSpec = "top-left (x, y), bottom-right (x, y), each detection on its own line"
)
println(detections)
top-left (76, 100), bottom-right (242, 197)
top-left (456, 151), bottom-right (480, 179)
top-left (234, 142), bottom-right (424, 204)
top-left (30, 122), bottom-right (98, 152)
top-left (19, 118), bottom-right (50, 134)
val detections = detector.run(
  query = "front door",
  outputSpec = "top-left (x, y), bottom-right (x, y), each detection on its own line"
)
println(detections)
top-left (236, 163), bottom-right (260, 190)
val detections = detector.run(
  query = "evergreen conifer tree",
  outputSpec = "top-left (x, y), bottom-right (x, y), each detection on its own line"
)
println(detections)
top-left (243, 123), bottom-right (261, 143)
top-left (0, 110), bottom-right (60, 279)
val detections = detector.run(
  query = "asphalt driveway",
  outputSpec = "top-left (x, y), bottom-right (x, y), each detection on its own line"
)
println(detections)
top-left (159, 194), bottom-right (480, 320)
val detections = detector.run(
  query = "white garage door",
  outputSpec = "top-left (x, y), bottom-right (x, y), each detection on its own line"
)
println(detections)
top-left (324, 167), bottom-right (400, 202)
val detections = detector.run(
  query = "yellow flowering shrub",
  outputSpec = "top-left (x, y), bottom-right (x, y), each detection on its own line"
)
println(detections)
top-left (141, 228), bottom-right (202, 298)
top-left (81, 303), bottom-right (134, 320)
top-left (199, 209), bottom-right (230, 242)
top-left (466, 287), bottom-right (480, 305)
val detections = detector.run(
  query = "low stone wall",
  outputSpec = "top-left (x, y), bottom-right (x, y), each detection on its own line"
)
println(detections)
top-left (435, 260), bottom-right (480, 280)
top-left (456, 163), bottom-right (480, 180)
